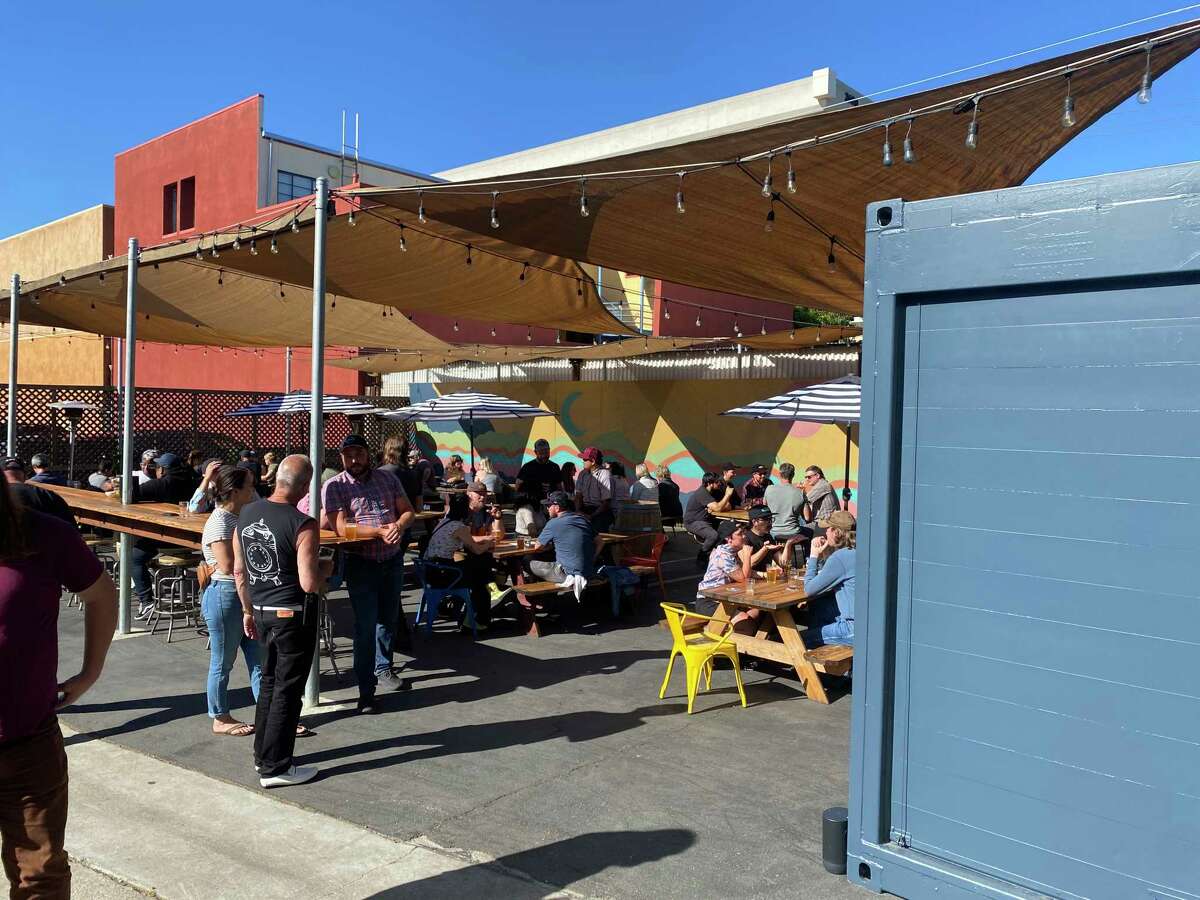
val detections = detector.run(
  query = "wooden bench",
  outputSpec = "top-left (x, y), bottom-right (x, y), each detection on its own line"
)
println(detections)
top-left (512, 575), bottom-right (616, 637)
top-left (803, 644), bottom-right (854, 676)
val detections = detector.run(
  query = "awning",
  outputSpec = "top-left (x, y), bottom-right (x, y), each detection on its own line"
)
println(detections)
top-left (737, 325), bottom-right (860, 351)
top-left (350, 22), bottom-right (1200, 316)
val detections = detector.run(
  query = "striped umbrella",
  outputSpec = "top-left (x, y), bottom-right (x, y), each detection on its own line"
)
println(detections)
top-left (224, 393), bottom-right (383, 418)
top-left (378, 390), bottom-right (553, 472)
top-left (721, 376), bottom-right (860, 509)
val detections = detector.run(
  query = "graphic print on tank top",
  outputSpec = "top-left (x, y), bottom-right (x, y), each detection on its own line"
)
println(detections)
top-left (241, 518), bottom-right (282, 587)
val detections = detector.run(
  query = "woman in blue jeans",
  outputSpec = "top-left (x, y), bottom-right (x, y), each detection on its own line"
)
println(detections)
top-left (803, 509), bottom-right (856, 647)
top-left (200, 466), bottom-right (262, 735)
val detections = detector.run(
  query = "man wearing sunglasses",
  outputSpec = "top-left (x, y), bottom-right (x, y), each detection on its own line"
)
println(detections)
top-left (802, 465), bottom-right (841, 523)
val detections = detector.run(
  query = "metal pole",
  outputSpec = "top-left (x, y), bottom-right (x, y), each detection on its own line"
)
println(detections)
top-left (118, 239), bottom-right (139, 634)
top-left (284, 347), bottom-right (292, 454)
top-left (7, 274), bottom-right (18, 457)
top-left (304, 178), bottom-right (328, 710)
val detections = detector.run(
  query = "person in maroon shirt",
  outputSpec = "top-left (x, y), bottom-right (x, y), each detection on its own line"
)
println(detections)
top-left (0, 477), bottom-right (117, 898)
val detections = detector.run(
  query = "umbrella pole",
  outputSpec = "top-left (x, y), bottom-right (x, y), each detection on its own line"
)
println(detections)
top-left (7, 274), bottom-right (18, 458)
top-left (469, 413), bottom-right (476, 477)
top-left (841, 423), bottom-right (853, 510)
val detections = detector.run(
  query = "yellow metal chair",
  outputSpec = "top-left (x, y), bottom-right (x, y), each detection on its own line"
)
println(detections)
top-left (659, 603), bottom-right (747, 714)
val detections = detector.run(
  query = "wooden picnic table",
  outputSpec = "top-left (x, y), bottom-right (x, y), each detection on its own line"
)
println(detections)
top-left (711, 508), bottom-right (749, 523)
top-left (698, 578), bottom-right (834, 705)
top-left (36, 483), bottom-right (362, 551)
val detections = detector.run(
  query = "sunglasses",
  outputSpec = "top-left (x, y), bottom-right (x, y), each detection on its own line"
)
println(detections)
top-left (804, 473), bottom-right (819, 480)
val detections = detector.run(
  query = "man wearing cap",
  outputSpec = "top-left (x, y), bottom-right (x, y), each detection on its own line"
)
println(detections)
top-left (2, 458), bottom-right (75, 525)
top-left (515, 439), bottom-right (563, 504)
top-left (803, 509), bottom-right (856, 647)
top-left (741, 464), bottom-right (773, 508)
top-left (322, 434), bottom-right (416, 713)
top-left (463, 481), bottom-right (506, 624)
top-left (744, 506), bottom-right (791, 571)
top-left (27, 454), bottom-right (68, 487)
top-left (133, 448), bottom-right (158, 485)
top-left (529, 491), bottom-right (604, 585)
top-left (573, 447), bottom-right (614, 534)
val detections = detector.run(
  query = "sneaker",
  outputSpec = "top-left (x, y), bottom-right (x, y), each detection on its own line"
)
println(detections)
top-left (356, 698), bottom-right (378, 715)
top-left (135, 603), bottom-right (154, 621)
top-left (259, 764), bottom-right (318, 788)
top-left (376, 670), bottom-right (409, 693)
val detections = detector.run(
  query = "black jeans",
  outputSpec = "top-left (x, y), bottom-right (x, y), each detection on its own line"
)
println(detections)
top-left (128, 543), bottom-right (156, 602)
top-left (253, 600), bottom-right (317, 777)
top-left (686, 520), bottom-right (721, 553)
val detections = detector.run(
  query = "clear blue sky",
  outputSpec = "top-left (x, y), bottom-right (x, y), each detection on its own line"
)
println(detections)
top-left (1, 0), bottom-right (1197, 239)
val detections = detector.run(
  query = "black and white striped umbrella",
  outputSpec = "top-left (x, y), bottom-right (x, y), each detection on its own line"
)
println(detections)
top-left (379, 390), bottom-right (553, 472)
top-left (224, 393), bottom-right (383, 417)
top-left (720, 375), bottom-right (860, 424)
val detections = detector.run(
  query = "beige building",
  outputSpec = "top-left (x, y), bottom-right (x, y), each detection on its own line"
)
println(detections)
top-left (0, 205), bottom-right (113, 385)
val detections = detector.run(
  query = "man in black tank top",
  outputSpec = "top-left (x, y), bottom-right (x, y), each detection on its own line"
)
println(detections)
top-left (234, 455), bottom-right (331, 788)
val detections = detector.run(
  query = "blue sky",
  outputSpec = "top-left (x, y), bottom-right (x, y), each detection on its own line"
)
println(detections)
top-left (1, 0), bottom-right (1197, 238)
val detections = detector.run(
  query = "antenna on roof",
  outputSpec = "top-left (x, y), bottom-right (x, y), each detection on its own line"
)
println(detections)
top-left (340, 111), bottom-right (360, 187)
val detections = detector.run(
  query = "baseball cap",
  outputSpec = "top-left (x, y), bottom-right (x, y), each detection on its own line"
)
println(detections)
top-left (720, 461), bottom-right (737, 472)
top-left (2, 457), bottom-right (24, 471)
top-left (465, 480), bottom-right (489, 495)
top-left (751, 464), bottom-right (770, 475)
top-left (238, 448), bottom-right (258, 459)
top-left (340, 434), bottom-right (369, 451)
top-left (580, 446), bottom-right (603, 462)
top-left (153, 452), bottom-right (180, 468)
top-left (815, 510), bottom-right (856, 535)
top-left (543, 490), bottom-right (572, 508)
top-left (748, 505), bottom-right (773, 521)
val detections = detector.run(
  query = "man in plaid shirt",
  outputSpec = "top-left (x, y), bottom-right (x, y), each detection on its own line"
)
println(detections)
top-left (322, 434), bottom-right (416, 714)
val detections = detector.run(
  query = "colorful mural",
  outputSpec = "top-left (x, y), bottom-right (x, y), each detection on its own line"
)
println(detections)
top-left (409, 380), bottom-right (859, 512)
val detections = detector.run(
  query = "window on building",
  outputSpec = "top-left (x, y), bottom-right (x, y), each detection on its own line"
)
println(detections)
top-left (162, 182), bottom-right (178, 235)
top-left (277, 171), bottom-right (315, 203)
top-left (179, 177), bottom-right (196, 230)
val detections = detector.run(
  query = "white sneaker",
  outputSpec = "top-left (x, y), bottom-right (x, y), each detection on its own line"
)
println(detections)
top-left (259, 764), bottom-right (318, 788)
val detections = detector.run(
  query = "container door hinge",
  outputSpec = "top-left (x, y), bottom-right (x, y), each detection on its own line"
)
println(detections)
top-left (889, 828), bottom-right (912, 849)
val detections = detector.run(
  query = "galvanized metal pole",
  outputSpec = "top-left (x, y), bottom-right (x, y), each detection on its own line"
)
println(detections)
top-left (284, 346), bottom-right (292, 453)
top-left (118, 239), bottom-right (139, 634)
top-left (7, 274), bottom-right (19, 456)
top-left (304, 179), bottom-right (328, 710)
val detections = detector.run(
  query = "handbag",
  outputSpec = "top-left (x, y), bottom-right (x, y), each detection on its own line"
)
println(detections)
top-left (196, 560), bottom-right (214, 591)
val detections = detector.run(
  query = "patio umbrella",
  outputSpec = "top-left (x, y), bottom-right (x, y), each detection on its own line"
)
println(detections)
top-left (378, 390), bottom-right (553, 474)
top-left (224, 392), bottom-right (382, 417)
top-left (721, 375), bottom-right (860, 509)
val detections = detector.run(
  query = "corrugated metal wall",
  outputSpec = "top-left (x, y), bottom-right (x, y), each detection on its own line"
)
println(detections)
top-left (381, 349), bottom-right (858, 395)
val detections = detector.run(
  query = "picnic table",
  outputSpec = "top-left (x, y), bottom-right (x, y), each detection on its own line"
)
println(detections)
top-left (35, 483), bottom-right (363, 550)
top-left (711, 508), bottom-right (749, 523)
top-left (698, 578), bottom-right (845, 705)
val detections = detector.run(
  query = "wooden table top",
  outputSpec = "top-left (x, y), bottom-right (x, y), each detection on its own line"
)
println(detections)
top-left (699, 578), bottom-right (807, 611)
top-left (712, 508), bottom-right (749, 522)
top-left (36, 483), bottom-right (359, 548)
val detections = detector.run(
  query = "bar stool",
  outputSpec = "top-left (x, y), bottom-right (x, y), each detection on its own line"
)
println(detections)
top-left (148, 551), bottom-right (201, 642)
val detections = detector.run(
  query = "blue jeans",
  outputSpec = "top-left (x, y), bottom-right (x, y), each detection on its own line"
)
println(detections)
top-left (202, 580), bottom-right (262, 717)
top-left (345, 554), bottom-right (404, 700)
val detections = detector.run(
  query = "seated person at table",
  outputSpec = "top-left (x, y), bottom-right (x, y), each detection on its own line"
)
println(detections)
top-left (741, 464), bottom-right (773, 507)
top-left (607, 461), bottom-right (631, 503)
top-left (802, 465), bottom-right (841, 523)
top-left (683, 473), bottom-right (728, 555)
top-left (528, 491), bottom-right (603, 585)
top-left (744, 506), bottom-right (802, 571)
top-left (28, 453), bottom-right (68, 486)
top-left (763, 463), bottom-right (811, 561)
top-left (515, 438), bottom-right (562, 503)
top-left (476, 457), bottom-right (504, 498)
top-left (466, 482), bottom-right (508, 620)
top-left (629, 463), bottom-right (660, 503)
top-left (89, 457), bottom-right (116, 491)
top-left (695, 525), bottom-right (751, 616)
top-left (423, 493), bottom-right (498, 632)
top-left (655, 465), bottom-right (682, 521)
top-left (127, 452), bottom-right (195, 619)
top-left (443, 455), bottom-right (467, 484)
top-left (803, 510), bottom-right (856, 647)
top-left (716, 463), bottom-right (741, 511)
top-left (513, 494), bottom-right (546, 539)
top-left (3, 457), bottom-right (75, 525)
top-left (133, 448), bottom-right (158, 485)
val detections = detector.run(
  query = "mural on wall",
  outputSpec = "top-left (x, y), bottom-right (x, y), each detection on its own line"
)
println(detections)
top-left (409, 380), bottom-right (859, 511)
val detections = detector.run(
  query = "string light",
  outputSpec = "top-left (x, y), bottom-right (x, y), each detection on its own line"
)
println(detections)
top-left (59, 275), bottom-right (65, 286)
top-left (98, 271), bottom-right (105, 282)
top-left (882, 122), bottom-right (893, 167)
top-left (195, 245), bottom-right (203, 261)
top-left (760, 318), bottom-right (767, 335)
top-left (466, 245), bottom-right (473, 266)
top-left (217, 270), bottom-right (223, 286)
top-left (764, 197), bottom-right (775, 233)
top-left (903, 119), bottom-right (917, 164)
top-left (555, 332), bottom-right (561, 344)
top-left (695, 311), bottom-right (702, 328)
top-left (519, 262), bottom-right (528, 282)
top-left (233, 231), bottom-right (241, 251)
top-left (490, 326), bottom-right (497, 337)
top-left (279, 283), bottom-right (285, 299)
top-left (398, 224), bottom-right (407, 252)
top-left (789, 328), bottom-right (796, 340)
top-left (453, 320), bottom-right (460, 332)
top-left (576, 278), bottom-right (583, 297)
top-left (675, 172), bottom-right (685, 214)
top-left (211, 240), bottom-right (220, 259)
top-left (490, 191), bottom-right (500, 229)
top-left (785, 149), bottom-right (796, 194)
top-left (348, 210), bottom-right (356, 226)
top-left (250, 239), bottom-right (258, 255)
top-left (291, 217), bottom-right (300, 233)
top-left (663, 301), bottom-right (671, 320)
top-left (827, 237), bottom-right (837, 272)
top-left (761, 152), bottom-right (774, 198)
top-left (270, 237), bottom-right (279, 254)
top-left (579, 178), bottom-right (589, 217)
top-left (526, 327), bottom-right (533, 342)
top-left (1062, 73), bottom-right (1076, 127)
top-left (1138, 43), bottom-right (1153, 103)
top-left (966, 97), bottom-right (980, 149)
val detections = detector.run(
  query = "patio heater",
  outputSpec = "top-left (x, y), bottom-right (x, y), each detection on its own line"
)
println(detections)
top-left (47, 400), bottom-right (99, 486)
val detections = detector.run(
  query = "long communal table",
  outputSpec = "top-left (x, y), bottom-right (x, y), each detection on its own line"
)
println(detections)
top-left (36, 483), bottom-right (362, 550)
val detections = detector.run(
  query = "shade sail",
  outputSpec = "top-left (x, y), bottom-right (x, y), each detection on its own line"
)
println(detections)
top-left (225, 393), bottom-right (383, 417)
top-left (380, 390), bottom-right (553, 422)
top-left (736, 325), bottom-right (860, 351)
top-left (721, 375), bottom-right (860, 424)
top-left (352, 22), bottom-right (1200, 316)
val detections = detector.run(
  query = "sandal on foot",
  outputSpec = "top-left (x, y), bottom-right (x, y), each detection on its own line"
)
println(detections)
top-left (295, 724), bottom-right (314, 738)
top-left (213, 721), bottom-right (254, 737)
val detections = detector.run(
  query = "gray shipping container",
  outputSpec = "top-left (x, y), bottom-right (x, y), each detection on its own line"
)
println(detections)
top-left (848, 161), bottom-right (1200, 899)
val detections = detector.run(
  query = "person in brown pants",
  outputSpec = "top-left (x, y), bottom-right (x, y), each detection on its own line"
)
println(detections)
top-left (0, 477), bottom-right (117, 898)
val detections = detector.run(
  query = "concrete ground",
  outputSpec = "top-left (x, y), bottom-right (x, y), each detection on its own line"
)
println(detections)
top-left (57, 535), bottom-right (863, 899)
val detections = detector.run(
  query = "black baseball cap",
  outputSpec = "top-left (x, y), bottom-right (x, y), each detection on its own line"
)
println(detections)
top-left (238, 448), bottom-right (258, 459)
top-left (543, 490), bottom-right (572, 508)
top-left (153, 452), bottom-right (180, 468)
top-left (720, 462), bottom-right (737, 472)
top-left (751, 464), bottom-right (770, 475)
top-left (748, 505), bottom-right (773, 521)
top-left (341, 434), bottom-right (369, 450)
top-left (2, 457), bottom-right (24, 471)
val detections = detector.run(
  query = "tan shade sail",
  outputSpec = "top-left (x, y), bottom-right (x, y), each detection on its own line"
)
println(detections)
top-left (738, 325), bottom-right (860, 350)
top-left (352, 22), bottom-right (1200, 316)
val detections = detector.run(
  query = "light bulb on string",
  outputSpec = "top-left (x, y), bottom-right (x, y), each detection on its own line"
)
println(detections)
top-left (695, 311), bottom-right (702, 328)
top-left (99, 271), bottom-right (104, 281)
top-left (526, 327), bottom-right (533, 342)
top-left (675, 171), bottom-right (685, 214)
top-left (489, 191), bottom-right (500, 229)
top-left (577, 278), bottom-right (583, 297)
top-left (789, 328), bottom-right (796, 341)
top-left (1062, 73), bottom-right (1076, 128)
top-left (249, 239), bottom-right (258, 255)
top-left (785, 149), bottom-right (796, 194)
top-left (555, 332), bottom-right (561, 344)
top-left (270, 237), bottom-right (279, 254)
top-left (903, 119), bottom-right (917, 164)
top-left (291, 217), bottom-right (300, 233)
top-left (465, 245), bottom-right (472, 266)
top-left (882, 122), bottom-right (893, 167)
top-left (279, 283), bottom-right (285, 299)
top-left (579, 178), bottom-right (589, 217)
top-left (453, 321), bottom-right (460, 332)
top-left (761, 152), bottom-right (774, 198)
top-left (1138, 44), bottom-right (1153, 104)
top-left (417, 190), bottom-right (426, 224)
top-left (398, 224), bottom-right (407, 252)
top-left (348, 210), bottom-right (356, 226)
top-left (233, 231), bottom-right (241, 251)
top-left (760, 319), bottom-right (767, 335)
top-left (764, 198), bottom-right (776, 233)
top-left (519, 262), bottom-right (528, 282)
top-left (217, 270), bottom-right (223, 286)
top-left (966, 97), bottom-right (980, 150)
top-left (663, 302), bottom-right (671, 321)
top-left (195, 245), bottom-right (203, 261)
top-left (827, 237), bottom-right (837, 272)
top-left (490, 327), bottom-right (497, 337)
top-left (211, 241), bottom-right (220, 259)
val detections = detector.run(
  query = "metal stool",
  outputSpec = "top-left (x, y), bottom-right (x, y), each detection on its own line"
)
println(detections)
top-left (148, 552), bottom-right (201, 642)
